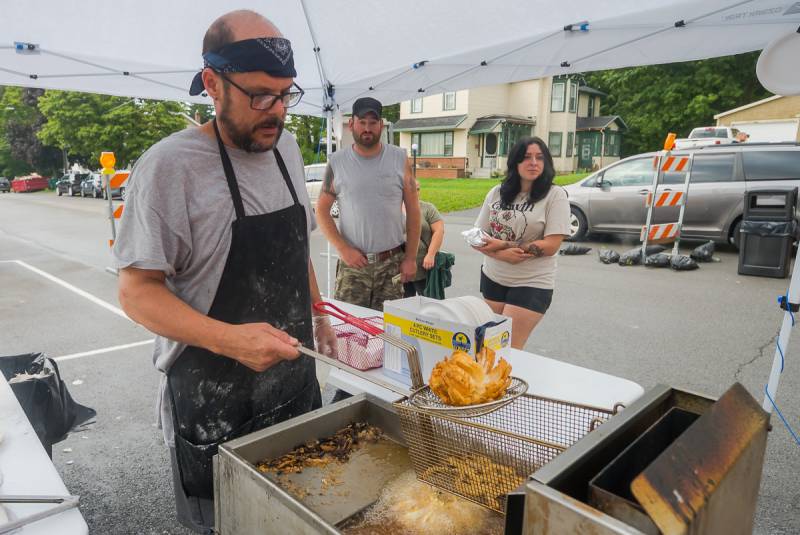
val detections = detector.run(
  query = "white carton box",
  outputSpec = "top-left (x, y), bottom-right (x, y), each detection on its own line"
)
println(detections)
top-left (382, 296), bottom-right (512, 387)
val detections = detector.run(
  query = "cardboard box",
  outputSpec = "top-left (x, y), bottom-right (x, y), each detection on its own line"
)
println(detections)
top-left (382, 296), bottom-right (512, 386)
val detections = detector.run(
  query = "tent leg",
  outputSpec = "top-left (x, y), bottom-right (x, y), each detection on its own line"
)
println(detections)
top-left (763, 244), bottom-right (800, 413)
top-left (325, 109), bottom-right (333, 298)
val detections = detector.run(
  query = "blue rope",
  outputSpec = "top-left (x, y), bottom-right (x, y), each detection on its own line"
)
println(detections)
top-left (764, 385), bottom-right (800, 446)
top-left (767, 293), bottom-right (799, 446)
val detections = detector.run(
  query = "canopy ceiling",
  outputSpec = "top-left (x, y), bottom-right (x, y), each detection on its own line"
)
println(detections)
top-left (1, 1), bottom-right (799, 115)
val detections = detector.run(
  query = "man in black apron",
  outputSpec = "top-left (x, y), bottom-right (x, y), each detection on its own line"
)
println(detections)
top-left (113, 11), bottom-right (337, 533)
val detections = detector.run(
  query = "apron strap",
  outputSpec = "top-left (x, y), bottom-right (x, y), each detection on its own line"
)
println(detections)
top-left (273, 149), bottom-right (300, 206)
top-left (213, 120), bottom-right (301, 218)
top-left (213, 120), bottom-right (247, 220)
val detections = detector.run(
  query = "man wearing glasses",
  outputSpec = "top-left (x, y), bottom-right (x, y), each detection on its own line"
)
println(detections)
top-left (112, 10), bottom-right (336, 532)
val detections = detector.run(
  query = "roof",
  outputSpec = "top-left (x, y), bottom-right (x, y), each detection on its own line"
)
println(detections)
top-left (713, 95), bottom-right (784, 119)
top-left (578, 85), bottom-right (607, 97)
top-left (577, 115), bottom-right (628, 131)
top-left (468, 114), bottom-right (536, 134)
top-left (393, 114), bottom-right (468, 132)
top-left (469, 117), bottom-right (503, 134)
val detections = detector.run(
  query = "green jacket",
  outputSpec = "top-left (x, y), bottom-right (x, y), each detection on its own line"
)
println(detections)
top-left (423, 251), bottom-right (455, 300)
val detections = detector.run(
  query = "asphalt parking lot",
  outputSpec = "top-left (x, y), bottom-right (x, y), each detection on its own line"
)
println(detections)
top-left (1, 190), bottom-right (798, 534)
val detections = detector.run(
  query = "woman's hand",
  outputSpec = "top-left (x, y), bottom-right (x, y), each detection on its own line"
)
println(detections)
top-left (474, 236), bottom-right (513, 254)
top-left (493, 248), bottom-right (533, 264)
top-left (423, 253), bottom-right (435, 270)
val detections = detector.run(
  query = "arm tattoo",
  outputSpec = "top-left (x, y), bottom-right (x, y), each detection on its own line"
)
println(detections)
top-left (321, 164), bottom-right (336, 196)
top-left (520, 241), bottom-right (544, 256)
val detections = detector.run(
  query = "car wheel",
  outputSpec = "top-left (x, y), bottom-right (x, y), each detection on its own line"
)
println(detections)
top-left (120, 187), bottom-right (127, 201)
top-left (330, 200), bottom-right (339, 218)
top-left (58, 189), bottom-right (63, 196)
top-left (730, 219), bottom-right (742, 250)
top-left (81, 189), bottom-right (85, 197)
top-left (567, 206), bottom-right (588, 241)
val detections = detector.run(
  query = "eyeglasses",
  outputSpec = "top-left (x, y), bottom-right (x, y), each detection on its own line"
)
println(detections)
top-left (216, 71), bottom-right (304, 110)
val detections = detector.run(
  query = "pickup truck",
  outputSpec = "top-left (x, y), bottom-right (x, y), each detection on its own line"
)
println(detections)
top-left (673, 126), bottom-right (741, 150)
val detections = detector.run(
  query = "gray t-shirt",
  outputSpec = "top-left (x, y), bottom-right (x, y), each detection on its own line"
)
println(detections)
top-left (476, 184), bottom-right (570, 289)
top-left (329, 144), bottom-right (407, 253)
top-left (111, 126), bottom-right (314, 444)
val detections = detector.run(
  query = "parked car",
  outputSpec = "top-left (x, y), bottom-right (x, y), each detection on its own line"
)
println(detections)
top-left (80, 173), bottom-right (103, 198)
top-left (0, 177), bottom-right (10, 193)
top-left (304, 163), bottom-right (338, 217)
top-left (564, 142), bottom-right (800, 248)
top-left (673, 126), bottom-right (741, 150)
top-left (56, 173), bottom-right (89, 196)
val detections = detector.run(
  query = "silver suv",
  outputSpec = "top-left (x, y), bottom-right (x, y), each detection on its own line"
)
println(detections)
top-left (564, 143), bottom-right (800, 248)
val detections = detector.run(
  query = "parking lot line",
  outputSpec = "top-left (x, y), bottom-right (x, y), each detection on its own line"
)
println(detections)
top-left (53, 339), bottom-right (155, 361)
top-left (1, 259), bottom-right (130, 321)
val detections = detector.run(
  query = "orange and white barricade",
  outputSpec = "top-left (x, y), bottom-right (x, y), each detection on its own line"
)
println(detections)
top-left (640, 135), bottom-right (695, 260)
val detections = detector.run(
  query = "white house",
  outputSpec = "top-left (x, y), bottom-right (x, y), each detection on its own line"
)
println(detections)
top-left (394, 75), bottom-right (626, 177)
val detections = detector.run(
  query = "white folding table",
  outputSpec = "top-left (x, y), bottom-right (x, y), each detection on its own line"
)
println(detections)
top-left (323, 300), bottom-right (644, 411)
top-left (0, 371), bottom-right (88, 534)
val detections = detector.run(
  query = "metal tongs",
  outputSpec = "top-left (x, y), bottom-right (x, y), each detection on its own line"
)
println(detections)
top-left (0, 494), bottom-right (80, 534)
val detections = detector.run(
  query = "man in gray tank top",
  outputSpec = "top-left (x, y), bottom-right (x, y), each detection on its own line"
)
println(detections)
top-left (317, 97), bottom-right (421, 311)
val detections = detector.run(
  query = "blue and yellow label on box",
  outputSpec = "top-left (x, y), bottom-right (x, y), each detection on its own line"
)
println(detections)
top-left (384, 313), bottom-right (469, 350)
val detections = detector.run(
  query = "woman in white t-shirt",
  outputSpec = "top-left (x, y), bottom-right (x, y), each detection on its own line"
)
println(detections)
top-left (474, 137), bottom-right (571, 349)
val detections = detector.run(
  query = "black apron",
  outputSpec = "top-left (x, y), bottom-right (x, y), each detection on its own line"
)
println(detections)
top-left (168, 121), bottom-right (321, 499)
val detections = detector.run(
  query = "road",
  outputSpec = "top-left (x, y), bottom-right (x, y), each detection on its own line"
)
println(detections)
top-left (1, 190), bottom-right (798, 534)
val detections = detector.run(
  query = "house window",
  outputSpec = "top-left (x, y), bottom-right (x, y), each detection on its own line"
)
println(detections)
top-left (568, 82), bottom-right (577, 113)
top-left (443, 92), bottom-right (456, 111)
top-left (587, 96), bottom-right (595, 118)
top-left (411, 97), bottom-right (423, 113)
top-left (550, 81), bottom-right (566, 112)
top-left (500, 123), bottom-right (531, 156)
top-left (548, 132), bottom-right (563, 157)
top-left (566, 132), bottom-right (574, 157)
top-left (604, 132), bottom-right (620, 156)
top-left (412, 131), bottom-right (454, 156)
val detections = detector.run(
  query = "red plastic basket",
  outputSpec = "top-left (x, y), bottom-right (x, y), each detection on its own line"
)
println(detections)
top-left (331, 316), bottom-right (384, 370)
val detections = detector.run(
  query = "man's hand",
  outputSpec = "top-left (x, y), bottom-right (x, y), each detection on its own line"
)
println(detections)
top-left (340, 245), bottom-right (368, 268)
top-left (493, 248), bottom-right (533, 265)
top-left (216, 323), bottom-right (300, 372)
top-left (313, 315), bottom-right (338, 358)
top-left (423, 253), bottom-right (435, 270)
top-left (400, 256), bottom-right (417, 282)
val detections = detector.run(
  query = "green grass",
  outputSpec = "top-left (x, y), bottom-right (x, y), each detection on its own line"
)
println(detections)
top-left (418, 172), bottom-right (589, 213)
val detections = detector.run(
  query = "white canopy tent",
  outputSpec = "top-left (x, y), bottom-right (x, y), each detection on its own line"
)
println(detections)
top-left (1, 0), bottom-right (799, 115)
top-left (3, 0), bottom-right (800, 421)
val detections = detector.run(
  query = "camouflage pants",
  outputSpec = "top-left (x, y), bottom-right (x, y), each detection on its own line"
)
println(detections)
top-left (334, 253), bottom-right (403, 311)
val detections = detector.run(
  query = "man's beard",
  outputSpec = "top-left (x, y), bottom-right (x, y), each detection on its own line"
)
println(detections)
top-left (218, 106), bottom-right (284, 153)
top-left (354, 131), bottom-right (379, 149)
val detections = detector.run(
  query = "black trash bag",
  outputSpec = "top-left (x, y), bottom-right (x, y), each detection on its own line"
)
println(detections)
top-left (0, 353), bottom-right (96, 452)
top-left (645, 253), bottom-right (672, 267)
top-left (559, 244), bottom-right (592, 255)
top-left (643, 244), bottom-right (667, 256)
top-left (618, 244), bottom-right (668, 266)
top-left (598, 248), bottom-right (620, 264)
top-left (690, 240), bottom-right (715, 262)
top-left (670, 255), bottom-right (699, 271)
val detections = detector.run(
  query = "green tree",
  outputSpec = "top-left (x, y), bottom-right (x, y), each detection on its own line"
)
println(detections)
top-left (285, 114), bottom-right (326, 164)
top-left (38, 91), bottom-right (187, 168)
top-left (0, 87), bottom-right (61, 176)
top-left (585, 52), bottom-right (770, 156)
top-left (187, 103), bottom-right (214, 124)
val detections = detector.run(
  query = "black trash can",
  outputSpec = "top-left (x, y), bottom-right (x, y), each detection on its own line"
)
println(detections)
top-left (738, 188), bottom-right (797, 278)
